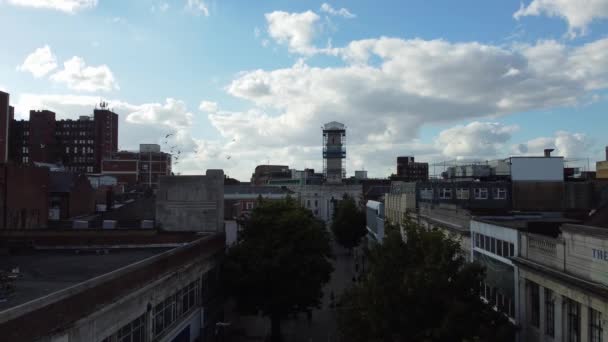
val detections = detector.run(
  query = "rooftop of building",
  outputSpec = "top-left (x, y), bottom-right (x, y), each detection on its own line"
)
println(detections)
top-left (473, 215), bottom-right (581, 237)
top-left (224, 184), bottom-right (293, 195)
top-left (0, 231), bottom-right (223, 341)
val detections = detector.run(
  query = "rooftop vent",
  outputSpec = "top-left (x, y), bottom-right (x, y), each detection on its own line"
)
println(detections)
top-left (544, 148), bottom-right (554, 157)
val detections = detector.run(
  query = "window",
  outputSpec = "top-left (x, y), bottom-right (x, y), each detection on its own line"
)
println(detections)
top-left (153, 295), bottom-right (176, 337)
top-left (474, 188), bottom-right (488, 199)
top-left (566, 297), bottom-right (581, 342)
top-left (22, 147), bottom-right (28, 153)
top-left (86, 166), bottom-right (93, 173)
top-left (589, 308), bottom-right (603, 342)
top-left (485, 236), bottom-right (490, 251)
top-left (493, 188), bottom-right (507, 200)
top-left (439, 188), bottom-right (452, 199)
top-left (420, 188), bottom-right (433, 200)
top-left (306, 199), bottom-right (311, 208)
top-left (456, 188), bottom-right (470, 200)
top-left (497, 239), bottom-right (503, 256)
top-left (180, 280), bottom-right (199, 315)
top-left (245, 202), bottom-right (254, 210)
top-left (509, 243), bottom-right (515, 257)
top-left (480, 233), bottom-right (485, 249)
top-left (545, 288), bottom-right (555, 337)
top-left (314, 209), bottom-right (318, 215)
top-left (66, 147), bottom-right (70, 153)
top-left (529, 281), bottom-right (540, 328)
top-left (475, 233), bottom-right (480, 248)
top-left (490, 237), bottom-right (496, 254)
top-left (314, 200), bottom-right (318, 207)
top-left (101, 314), bottom-right (146, 342)
top-left (22, 156), bottom-right (28, 163)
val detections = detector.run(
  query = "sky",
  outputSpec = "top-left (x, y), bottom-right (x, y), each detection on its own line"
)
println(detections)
top-left (1, 0), bottom-right (608, 180)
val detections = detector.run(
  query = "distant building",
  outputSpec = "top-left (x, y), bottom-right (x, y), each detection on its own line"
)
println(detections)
top-left (597, 146), bottom-right (608, 179)
top-left (294, 183), bottom-right (362, 223)
top-left (394, 156), bottom-right (428, 181)
top-left (0, 164), bottom-right (49, 229)
top-left (156, 170), bottom-right (224, 232)
top-left (250, 164), bottom-right (291, 185)
top-left (101, 144), bottom-right (172, 189)
top-left (0, 230), bottom-right (225, 342)
top-left (0, 91), bottom-right (12, 163)
top-left (354, 170), bottom-right (368, 180)
top-left (366, 200), bottom-right (385, 245)
top-left (8, 101), bottom-right (118, 173)
top-left (323, 121), bottom-right (346, 183)
top-left (224, 184), bottom-right (293, 219)
top-left (514, 224), bottom-right (608, 342)
top-left (384, 181), bottom-right (416, 226)
top-left (48, 172), bottom-right (96, 221)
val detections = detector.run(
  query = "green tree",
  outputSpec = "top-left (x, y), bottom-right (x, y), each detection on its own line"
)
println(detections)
top-left (222, 198), bottom-right (334, 342)
top-left (331, 195), bottom-right (367, 251)
top-left (338, 221), bottom-right (515, 342)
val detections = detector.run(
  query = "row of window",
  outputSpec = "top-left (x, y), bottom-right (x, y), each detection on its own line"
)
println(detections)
top-left (480, 280), bottom-right (515, 318)
top-left (473, 232), bottom-right (515, 258)
top-left (101, 314), bottom-right (146, 342)
top-left (527, 280), bottom-right (603, 342)
top-left (153, 279), bottom-right (201, 338)
top-left (420, 187), bottom-right (507, 200)
top-left (67, 147), bottom-right (94, 154)
top-left (56, 131), bottom-right (93, 136)
top-left (306, 199), bottom-right (319, 208)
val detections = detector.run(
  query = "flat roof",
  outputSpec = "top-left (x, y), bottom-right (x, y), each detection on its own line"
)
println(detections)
top-left (0, 248), bottom-right (168, 311)
top-left (473, 216), bottom-right (580, 230)
top-left (0, 230), bottom-right (207, 312)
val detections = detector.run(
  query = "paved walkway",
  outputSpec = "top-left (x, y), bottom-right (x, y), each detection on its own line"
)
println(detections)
top-left (225, 240), bottom-right (361, 342)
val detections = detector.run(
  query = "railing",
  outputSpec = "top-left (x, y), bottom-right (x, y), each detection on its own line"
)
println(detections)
top-left (528, 235), bottom-right (557, 256)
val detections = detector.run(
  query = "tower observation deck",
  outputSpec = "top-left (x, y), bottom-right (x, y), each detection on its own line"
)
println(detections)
top-left (323, 121), bottom-right (346, 183)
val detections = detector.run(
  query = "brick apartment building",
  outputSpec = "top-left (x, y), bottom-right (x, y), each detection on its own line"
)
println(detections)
top-left (102, 144), bottom-right (172, 188)
top-left (393, 156), bottom-right (429, 181)
top-left (1, 93), bottom-right (118, 173)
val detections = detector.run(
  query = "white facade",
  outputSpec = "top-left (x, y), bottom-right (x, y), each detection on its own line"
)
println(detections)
top-left (510, 157), bottom-right (564, 182)
top-left (516, 224), bottom-right (608, 342)
top-left (470, 219), bottom-right (521, 321)
top-left (294, 184), bottom-right (362, 223)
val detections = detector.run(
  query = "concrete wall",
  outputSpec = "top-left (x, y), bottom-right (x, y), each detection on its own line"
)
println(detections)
top-left (156, 170), bottom-right (224, 232)
top-left (510, 157), bottom-right (564, 181)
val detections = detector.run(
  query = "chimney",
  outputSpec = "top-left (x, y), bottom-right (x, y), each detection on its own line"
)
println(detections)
top-left (544, 148), bottom-right (554, 157)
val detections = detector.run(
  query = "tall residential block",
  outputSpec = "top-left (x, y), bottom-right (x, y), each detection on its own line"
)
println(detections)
top-left (322, 121), bottom-right (346, 183)
top-left (9, 101), bottom-right (119, 173)
top-left (395, 156), bottom-right (428, 181)
top-left (0, 91), bottom-right (9, 163)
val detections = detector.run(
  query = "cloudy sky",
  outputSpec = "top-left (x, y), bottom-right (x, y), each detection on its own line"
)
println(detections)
top-left (1, 0), bottom-right (608, 180)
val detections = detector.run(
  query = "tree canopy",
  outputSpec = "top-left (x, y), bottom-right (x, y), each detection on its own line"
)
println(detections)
top-left (330, 195), bottom-right (367, 250)
top-left (338, 221), bottom-right (515, 342)
top-left (222, 198), bottom-right (334, 342)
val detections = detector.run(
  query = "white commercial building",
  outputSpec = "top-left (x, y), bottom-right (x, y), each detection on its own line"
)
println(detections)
top-left (514, 224), bottom-right (608, 342)
top-left (294, 184), bottom-right (362, 223)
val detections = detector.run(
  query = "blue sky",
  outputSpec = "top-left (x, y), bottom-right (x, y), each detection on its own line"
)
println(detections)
top-left (1, 0), bottom-right (608, 179)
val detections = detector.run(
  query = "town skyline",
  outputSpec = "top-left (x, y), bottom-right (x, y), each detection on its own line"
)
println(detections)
top-left (2, 0), bottom-right (608, 180)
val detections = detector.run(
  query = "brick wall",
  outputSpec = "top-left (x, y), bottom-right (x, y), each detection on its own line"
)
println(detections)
top-left (0, 164), bottom-right (49, 229)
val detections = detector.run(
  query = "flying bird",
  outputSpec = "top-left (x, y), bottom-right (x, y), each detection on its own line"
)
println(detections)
top-left (226, 155), bottom-right (231, 160)
top-left (165, 133), bottom-right (174, 138)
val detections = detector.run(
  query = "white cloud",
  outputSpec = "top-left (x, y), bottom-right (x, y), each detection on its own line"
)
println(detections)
top-left (7, 0), bottom-right (97, 13)
top-left (435, 122), bottom-right (518, 158)
top-left (265, 10), bottom-right (321, 55)
top-left (199, 100), bottom-right (218, 113)
top-left (50, 56), bottom-right (118, 92)
top-left (185, 0), bottom-right (209, 16)
top-left (514, 0), bottom-right (608, 38)
top-left (513, 131), bottom-right (593, 157)
top-left (212, 35), bottom-right (608, 178)
top-left (320, 3), bottom-right (356, 18)
top-left (126, 98), bottom-right (193, 130)
top-left (17, 45), bottom-right (58, 78)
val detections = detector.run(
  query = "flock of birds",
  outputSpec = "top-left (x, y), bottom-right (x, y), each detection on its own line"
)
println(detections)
top-left (162, 132), bottom-right (236, 166)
